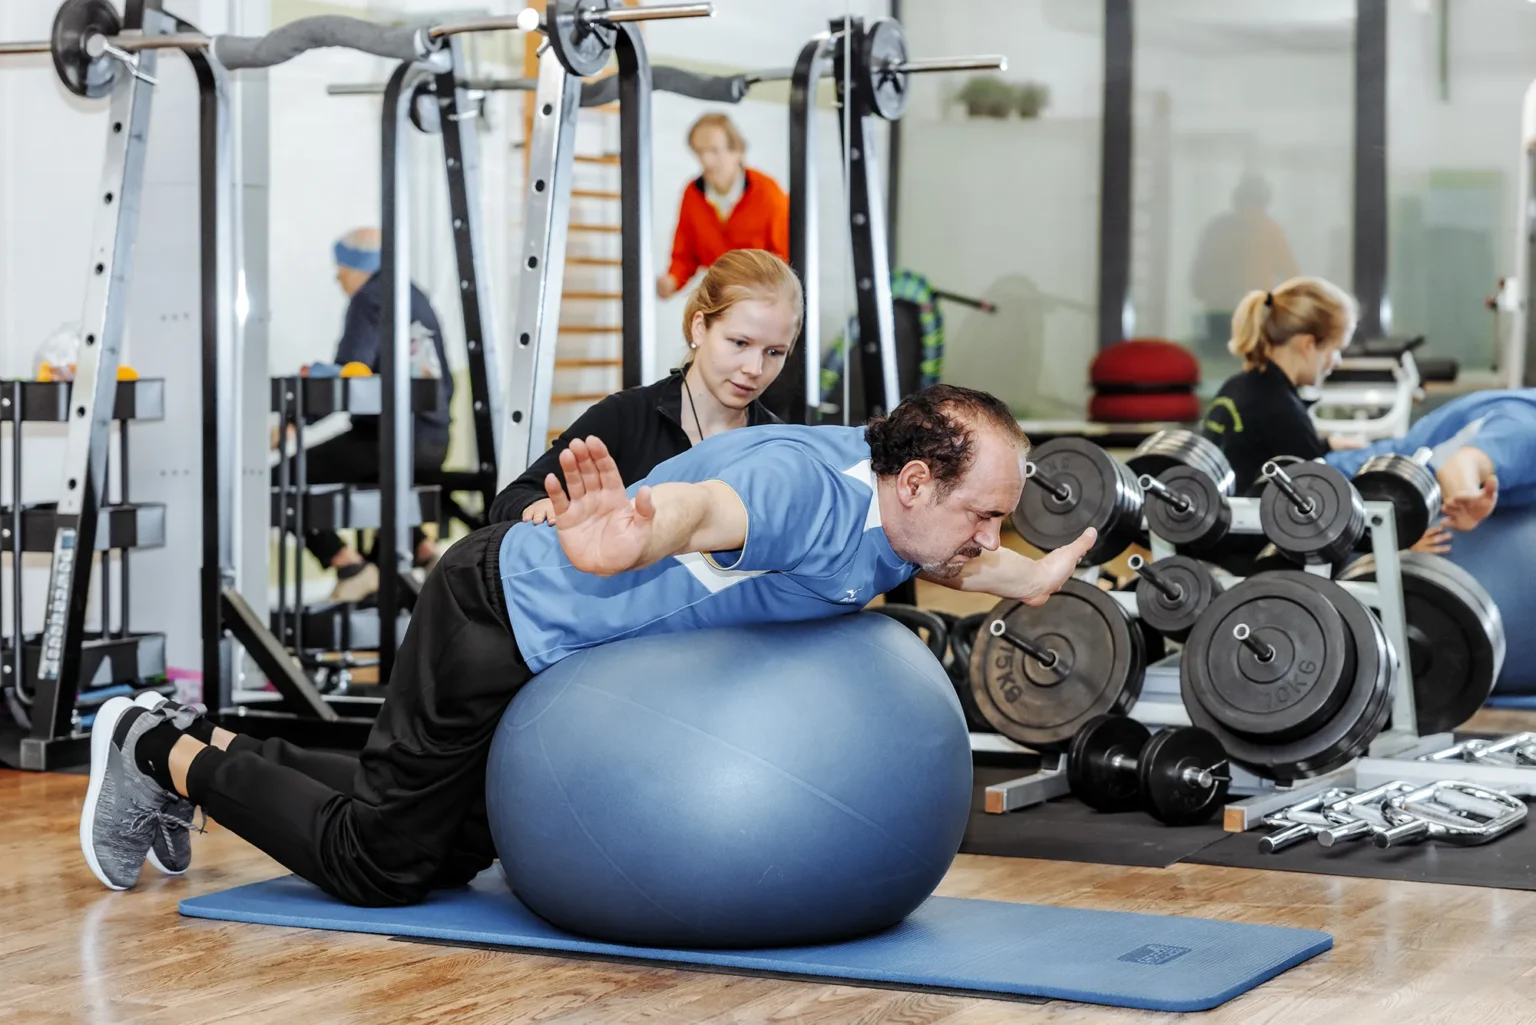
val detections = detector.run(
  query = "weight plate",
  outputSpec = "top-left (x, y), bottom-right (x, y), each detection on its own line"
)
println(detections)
top-left (1352, 454), bottom-right (1440, 549)
top-left (1128, 430), bottom-right (1236, 497)
top-left (946, 611), bottom-right (992, 732)
top-left (1143, 465), bottom-right (1231, 553)
top-left (547, 0), bottom-right (620, 78)
top-left (1138, 726), bottom-right (1230, 826)
top-left (862, 18), bottom-right (909, 121)
top-left (968, 579), bottom-right (1147, 751)
top-left (1251, 543), bottom-right (1301, 575)
top-left (52, 0), bottom-right (122, 99)
top-left (1339, 552), bottom-right (1506, 734)
top-left (1134, 555), bottom-right (1223, 643)
top-left (1068, 714), bottom-right (1150, 813)
top-left (1258, 462), bottom-right (1366, 564)
top-left (1013, 438), bottom-right (1144, 566)
top-left (1181, 571), bottom-right (1395, 780)
top-left (870, 604), bottom-right (948, 661)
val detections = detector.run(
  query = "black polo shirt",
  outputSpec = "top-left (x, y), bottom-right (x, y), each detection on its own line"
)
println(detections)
top-left (1201, 363), bottom-right (1329, 493)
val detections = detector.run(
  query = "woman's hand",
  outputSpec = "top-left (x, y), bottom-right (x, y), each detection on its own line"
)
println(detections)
top-left (656, 274), bottom-right (679, 299)
top-left (1411, 518), bottom-right (1453, 555)
top-left (522, 498), bottom-right (556, 525)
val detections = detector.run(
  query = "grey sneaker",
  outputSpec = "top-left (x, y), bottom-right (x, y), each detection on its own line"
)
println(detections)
top-left (131, 691), bottom-right (200, 876)
top-left (79, 696), bottom-right (190, 891)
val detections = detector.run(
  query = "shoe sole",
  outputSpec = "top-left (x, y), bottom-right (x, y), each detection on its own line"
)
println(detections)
top-left (132, 691), bottom-right (186, 876)
top-left (80, 696), bottom-right (136, 891)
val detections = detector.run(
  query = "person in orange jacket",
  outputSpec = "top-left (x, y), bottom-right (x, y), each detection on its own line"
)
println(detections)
top-left (657, 113), bottom-right (791, 299)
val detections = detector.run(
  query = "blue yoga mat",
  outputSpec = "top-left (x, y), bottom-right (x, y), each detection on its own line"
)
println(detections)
top-left (180, 871), bottom-right (1330, 1012)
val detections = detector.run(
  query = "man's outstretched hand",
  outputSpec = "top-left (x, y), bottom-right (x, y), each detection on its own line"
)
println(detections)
top-left (545, 437), bottom-right (655, 576)
top-left (1018, 527), bottom-right (1097, 606)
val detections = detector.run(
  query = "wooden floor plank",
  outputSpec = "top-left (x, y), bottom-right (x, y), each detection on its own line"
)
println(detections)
top-left (3, 703), bottom-right (1534, 1023)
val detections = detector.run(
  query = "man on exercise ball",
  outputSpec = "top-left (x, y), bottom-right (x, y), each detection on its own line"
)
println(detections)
top-left (82, 384), bottom-right (1095, 905)
top-left (283, 228), bottom-right (454, 602)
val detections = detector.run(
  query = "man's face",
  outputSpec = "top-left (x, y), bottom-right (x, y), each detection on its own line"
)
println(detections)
top-left (902, 429), bottom-right (1024, 577)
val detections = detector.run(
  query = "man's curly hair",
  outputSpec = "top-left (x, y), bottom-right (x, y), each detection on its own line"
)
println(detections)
top-left (865, 384), bottom-right (1029, 494)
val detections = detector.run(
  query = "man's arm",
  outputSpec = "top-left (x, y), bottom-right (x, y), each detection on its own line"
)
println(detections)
top-left (619, 481), bottom-right (747, 571)
top-left (918, 530), bottom-right (1097, 607)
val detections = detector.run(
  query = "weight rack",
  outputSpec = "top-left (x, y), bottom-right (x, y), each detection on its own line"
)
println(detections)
top-left (979, 495), bottom-right (1423, 820)
top-left (0, 377), bottom-right (169, 771)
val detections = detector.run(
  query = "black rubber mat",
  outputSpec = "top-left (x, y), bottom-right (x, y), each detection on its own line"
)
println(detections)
top-left (961, 763), bottom-right (1229, 869)
top-left (1188, 818), bottom-right (1536, 889)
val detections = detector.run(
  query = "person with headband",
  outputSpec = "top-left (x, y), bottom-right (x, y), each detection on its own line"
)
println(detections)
top-left (284, 227), bottom-right (454, 601)
top-left (492, 249), bottom-right (799, 525)
top-left (656, 114), bottom-right (790, 300)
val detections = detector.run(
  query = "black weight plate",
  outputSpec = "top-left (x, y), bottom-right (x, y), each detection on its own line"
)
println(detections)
top-left (1182, 574), bottom-right (1355, 742)
top-left (1013, 437), bottom-right (1144, 566)
top-left (862, 18), bottom-right (909, 121)
top-left (1134, 555), bottom-right (1224, 643)
top-left (1352, 454), bottom-right (1440, 548)
top-left (1251, 542), bottom-right (1301, 574)
top-left (1139, 726), bottom-right (1230, 826)
top-left (870, 604), bottom-right (948, 661)
top-left (1142, 466), bottom-right (1231, 553)
top-left (1068, 714), bottom-right (1150, 813)
top-left (1127, 430), bottom-right (1236, 496)
top-left (1258, 462), bottom-right (1366, 564)
top-left (547, 0), bottom-right (620, 78)
top-left (1182, 571), bottom-right (1395, 780)
top-left (1339, 552), bottom-right (1506, 734)
top-left (52, 0), bottom-right (121, 99)
top-left (946, 612), bottom-right (992, 732)
top-left (968, 579), bottom-right (1147, 751)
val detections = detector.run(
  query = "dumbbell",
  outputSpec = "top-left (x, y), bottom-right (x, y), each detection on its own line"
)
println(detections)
top-left (1067, 714), bottom-right (1231, 826)
top-left (1351, 448), bottom-right (1440, 548)
top-left (1139, 467), bottom-right (1233, 554)
top-left (1258, 460), bottom-right (1367, 565)
top-left (1012, 437), bottom-right (1145, 566)
top-left (1126, 554), bottom-right (1224, 643)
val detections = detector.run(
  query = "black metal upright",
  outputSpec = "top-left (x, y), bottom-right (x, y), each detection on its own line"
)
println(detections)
top-left (436, 40), bottom-right (503, 497)
top-left (835, 16), bottom-right (900, 422)
top-left (1354, 0), bottom-right (1389, 339)
top-left (1097, 0), bottom-right (1134, 349)
top-left (617, 24), bottom-right (657, 390)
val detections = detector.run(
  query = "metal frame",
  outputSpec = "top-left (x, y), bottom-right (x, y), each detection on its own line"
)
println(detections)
top-left (1097, 0), bottom-right (1133, 348)
top-left (616, 22), bottom-right (658, 392)
top-left (1354, 0), bottom-right (1389, 339)
top-left (502, 48), bottom-right (581, 486)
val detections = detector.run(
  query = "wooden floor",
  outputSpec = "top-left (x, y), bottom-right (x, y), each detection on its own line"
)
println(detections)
top-left (2, 711), bottom-right (1534, 1025)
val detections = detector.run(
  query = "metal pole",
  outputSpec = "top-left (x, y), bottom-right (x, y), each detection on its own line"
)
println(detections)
top-left (1097, 0), bottom-right (1133, 348)
top-left (500, 48), bottom-right (580, 485)
top-left (1354, 0), bottom-right (1389, 338)
top-left (30, 21), bottom-right (163, 752)
top-left (437, 40), bottom-right (504, 500)
top-left (617, 22), bottom-right (657, 389)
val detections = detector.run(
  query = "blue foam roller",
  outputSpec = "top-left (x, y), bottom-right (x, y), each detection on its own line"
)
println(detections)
top-left (485, 613), bottom-right (973, 949)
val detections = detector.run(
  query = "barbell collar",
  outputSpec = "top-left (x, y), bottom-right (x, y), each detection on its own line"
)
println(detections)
top-left (1024, 460), bottom-right (1073, 504)
top-left (890, 54), bottom-right (1007, 74)
top-left (988, 618), bottom-right (1060, 669)
top-left (1137, 473), bottom-right (1191, 513)
top-left (1261, 461), bottom-right (1316, 518)
top-left (1127, 554), bottom-right (1184, 604)
top-left (1232, 623), bottom-right (1275, 663)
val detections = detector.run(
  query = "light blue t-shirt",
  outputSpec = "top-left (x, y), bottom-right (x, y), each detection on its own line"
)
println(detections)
top-left (498, 424), bottom-right (918, 672)
top-left (1324, 389), bottom-right (1536, 507)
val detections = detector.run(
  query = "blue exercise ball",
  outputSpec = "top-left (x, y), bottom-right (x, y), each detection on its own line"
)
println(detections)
top-left (485, 613), bottom-right (973, 949)
top-left (1447, 507), bottom-right (1535, 694)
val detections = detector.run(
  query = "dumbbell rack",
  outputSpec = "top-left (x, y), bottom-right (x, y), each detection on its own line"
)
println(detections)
top-left (265, 374), bottom-right (441, 719)
top-left (980, 495), bottom-right (1425, 820)
top-left (0, 377), bottom-right (169, 771)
